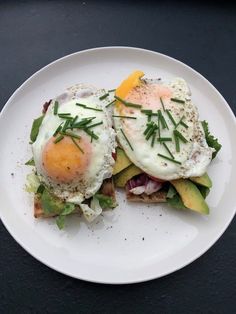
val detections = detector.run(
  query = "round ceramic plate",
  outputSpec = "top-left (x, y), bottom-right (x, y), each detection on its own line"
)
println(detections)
top-left (0, 47), bottom-right (235, 284)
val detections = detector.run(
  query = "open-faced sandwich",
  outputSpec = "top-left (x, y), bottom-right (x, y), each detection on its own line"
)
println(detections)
top-left (26, 84), bottom-right (117, 229)
top-left (26, 71), bottom-right (222, 229)
top-left (112, 71), bottom-right (221, 214)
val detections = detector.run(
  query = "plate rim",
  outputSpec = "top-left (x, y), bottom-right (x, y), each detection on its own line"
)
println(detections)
top-left (0, 46), bottom-right (235, 284)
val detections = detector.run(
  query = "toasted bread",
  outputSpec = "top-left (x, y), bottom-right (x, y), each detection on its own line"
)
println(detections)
top-left (125, 185), bottom-right (167, 203)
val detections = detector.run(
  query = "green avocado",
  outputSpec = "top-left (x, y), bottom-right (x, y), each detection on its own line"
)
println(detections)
top-left (41, 189), bottom-right (65, 215)
top-left (170, 179), bottom-right (209, 214)
top-left (114, 164), bottom-right (143, 188)
top-left (190, 173), bottom-right (212, 188)
top-left (113, 147), bottom-right (132, 175)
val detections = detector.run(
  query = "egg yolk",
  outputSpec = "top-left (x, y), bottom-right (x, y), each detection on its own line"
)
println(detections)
top-left (42, 136), bottom-right (91, 183)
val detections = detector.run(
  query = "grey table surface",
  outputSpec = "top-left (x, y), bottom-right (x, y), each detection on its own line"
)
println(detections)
top-left (0, 1), bottom-right (235, 313)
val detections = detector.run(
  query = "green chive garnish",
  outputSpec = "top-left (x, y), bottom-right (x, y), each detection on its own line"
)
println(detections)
top-left (180, 121), bottom-right (188, 129)
top-left (163, 143), bottom-right (174, 159)
top-left (114, 96), bottom-right (142, 109)
top-left (61, 131), bottom-right (81, 139)
top-left (84, 128), bottom-right (99, 140)
top-left (174, 130), bottom-right (188, 143)
top-left (53, 123), bottom-right (63, 136)
top-left (160, 97), bottom-right (165, 111)
top-left (71, 115), bottom-right (78, 126)
top-left (158, 110), bottom-right (169, 129)
top-left (99, 93), bottom-right (109, 100)
top-left (112, 115), bottom-right (137, 119)
top-left (166, 110), bottom-right (177, 127)
top-left (106, 99), bottom-right (115, 108)
top-left (175, 116), bottom-right (185, 129)
top-left (62, 119), bottom-right (70, 132)
top-left (58, 113), bottom-right (71, 116)
top-left (157, 115), bottom-right (161, 138)
top-left (151, 131), bottom-right (156, 147)
top-left (76, 103), bottom-right (103, 112)
top-left (174, 132), bottom-right (180, 152)
top-left (158, 153), bottom-right (181, 165)
top-left (71, 137), bottom-right (84, 154)
top-left (171, 98), bottom-right (185, 104)
top-left (144, 122), bottom-right (153, 135)
top-left (120, 129), bottom-right (133, 151)
top-left (157, 137), bottom-right (172, 142)
top-left (54, 135), bottom-right (64, 144)
top-left (141, 109), bottom-right (153, 114)
top-left (148, 115), bottom-right (151, 122)
top-left (146, 124), bottom-right (157, 140)
top-left (108, 89), bottom-right (116, 92)
top-left (53, 101), bottom-right (59, 115)
top-left (86, 121), bottom-right (103, 129)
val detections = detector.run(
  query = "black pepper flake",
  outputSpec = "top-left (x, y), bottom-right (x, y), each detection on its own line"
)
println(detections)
top-left (124, 238), bottom-right (127, 241)
top-left (11, 173), bottom-right (14, 176)
top-left (142, 237), bottom-right (145, 241)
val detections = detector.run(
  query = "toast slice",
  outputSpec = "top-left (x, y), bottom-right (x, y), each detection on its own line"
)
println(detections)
top-left (125, 185), bottom-right (167, 203)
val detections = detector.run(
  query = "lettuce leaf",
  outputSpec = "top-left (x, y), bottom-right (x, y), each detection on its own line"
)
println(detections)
top-left (30, 115), bottom-right (44, 142)
top-left (25, 157), bottom-right (35, 166)
top-left (166, 184), bottom-right (187, 210)
top-left (201, 120), bottom-right (222, 159)
top-left (94, 194), bottom-right (117, 209)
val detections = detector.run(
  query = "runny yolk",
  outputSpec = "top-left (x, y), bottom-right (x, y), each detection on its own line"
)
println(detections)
top-left (42, 136), bottom-right (91, 183)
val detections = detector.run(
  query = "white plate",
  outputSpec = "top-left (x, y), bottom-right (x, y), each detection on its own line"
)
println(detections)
top-left (0, 47), bottom-right (235, 284)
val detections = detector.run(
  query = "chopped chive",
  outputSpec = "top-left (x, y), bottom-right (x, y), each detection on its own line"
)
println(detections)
top-left (180, 121), bottom-right (188, 129)
top-left (84, 128), bottom-right (99, 140)
top-left (146, 124), bottom-right (157, 140)
top-left (76, 103), bottom-right (103, 112)
top-left (160, 97), bottom-right (165, 111)
top-left (99, 93), bottom-right (109, 100)
top-left (144, 122), bottom-right (153, 135)
top-left (53, 101), bottom-right (59, 115)
top-left (174, 132), bottom-right (180, 152)
top-left (71, 137), bottom-right (84, 154)
top-left (158, 110), bottom-right (169, 129)
top-left (54, 135), bottom-right (64, 144)
top-left (148, 115), bottom-right (151, 122)
top-left (71, 115), bottom-right (78, 126)
top-left (151, 131), bottom-right (156, 147)
top-left (112, 115), bottom-right (137, 119)
top-left (58, 113), bottom-right (71, 116)
top-left (62, 119), bottom-right (70, 132)
top-left (163, 143), bottom-right (174, 159)
top-left (108, 89), bottom-right (116, 92)
top-left (166, 109), bottom-right (177, 127)
top-left (120, 129), bottom-right (133, 151)
top-left (158, 153), bottom-right (181, 165)
top-left (53, 123), bottom-right (63, 136)
top-left (61, 131), bottom-right (81, 139)
top-left (76, 103), bottom-right (86, 108)
top-left (86, 121), bottom-right (103, 129)
top-left (141, 109), bottom-right (153, 114)
top-left (157, 137), bottom-right (172, 142)
top-left (171, 98), bottom-right (185, 104)
top-left (174, 130), bottom-right (188, 143)
top-left (106, 99), bottom-right (115, 108)
top-left (157, 115), bottom-right (161, 138)
top-left (114, 96), bottom-right (142, 109)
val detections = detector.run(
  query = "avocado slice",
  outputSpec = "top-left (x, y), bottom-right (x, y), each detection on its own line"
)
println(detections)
top-left (40, 189), bottom-right (65, 215)
top-left (113, 147), bottom-right (132, 175)
top-left (170, 179), bottom-right (209, 214)
top-left (114, 164), bottom-right (143, 188)
top-left (190, 173), bottom-right (212, 188)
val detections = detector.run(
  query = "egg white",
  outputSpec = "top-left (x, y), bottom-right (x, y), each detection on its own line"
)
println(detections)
top-left (32, 84), bottom-right (116, 204)
top-left (114, 78), bottom-right (213, 181)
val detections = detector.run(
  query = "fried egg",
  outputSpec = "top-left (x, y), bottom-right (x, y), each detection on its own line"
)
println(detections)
top-left (114, 71), bottom-right (213, 181)
top-left (32, 84), bottom-right (116, 209)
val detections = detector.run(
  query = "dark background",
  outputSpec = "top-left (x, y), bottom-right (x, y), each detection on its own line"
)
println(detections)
top-left (0, 1), bottom-right (235, 313)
